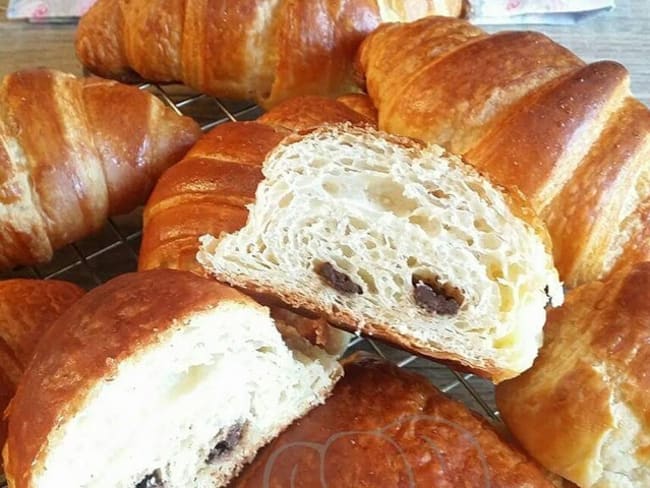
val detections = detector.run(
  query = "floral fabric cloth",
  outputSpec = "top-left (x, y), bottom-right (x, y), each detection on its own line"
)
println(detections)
top-left (7, 0), bottom-right (615, 24)
top-left (7, 0), bottom-right (95, 19)
top-left (469, 0), bottom-right (615, 24)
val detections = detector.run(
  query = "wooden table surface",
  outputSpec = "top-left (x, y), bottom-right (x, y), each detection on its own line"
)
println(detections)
top-left (0, 0), bottom-right (648, 416)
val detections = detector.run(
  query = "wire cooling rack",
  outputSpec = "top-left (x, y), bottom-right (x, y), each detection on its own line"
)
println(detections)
top-left (0, 83), bottom-right (500, 432)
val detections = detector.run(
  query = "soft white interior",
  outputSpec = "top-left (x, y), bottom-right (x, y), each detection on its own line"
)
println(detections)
top-left (198, 126), bottom-right (563, 376)
top-left (592, 364), bottom-right (650, 488)
top-left (34, 302), bottom-right (340, 488)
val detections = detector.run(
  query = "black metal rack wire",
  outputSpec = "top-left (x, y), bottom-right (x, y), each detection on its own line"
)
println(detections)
top-left (0, 83), bottom-right (501, 483)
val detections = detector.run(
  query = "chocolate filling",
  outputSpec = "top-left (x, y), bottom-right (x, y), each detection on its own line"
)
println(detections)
top-left (135, 469), bottom-right (164, 488)
top-left (544, 285), bottom-right (552, 307)
top-left (206, 423), bottom-right (244, 464)
top-left (412, 275), bottom-right (462, 315)
top-left (316, 262), bottom-right (363, 294)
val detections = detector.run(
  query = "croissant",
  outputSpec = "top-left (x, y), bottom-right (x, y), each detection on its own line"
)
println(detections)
top-left (357, 17), bottom-right (650, 288)
top-left (75, 0), bottom-right (462, 108)
top-left (0, 279), bottom-right (85, 465)
top-left (0, 69), bottom-right (202, 271)
top-left (234, 354), bottom-right (555, 487)
top-left (3, 270), bottom-right (341, 488)
top-left (139, 94), bottom-right (374, 354)
top-left (496, 262), bottom-right (650, 487)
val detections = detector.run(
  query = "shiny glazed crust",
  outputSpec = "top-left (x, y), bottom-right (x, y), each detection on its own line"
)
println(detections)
top-left (0, 68), bottom-right (201, 270)
top-left (357, 16), bottom-right (650, 287)
top-left (233, 354), bottom-right (554, 487)
top-left (0, 279), bottom-right (84, 467)
top-left (75, 0), bottom-right (462, 108)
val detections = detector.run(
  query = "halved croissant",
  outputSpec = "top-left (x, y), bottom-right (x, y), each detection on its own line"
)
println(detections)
top-left (139, 95), bottom-right (375, 354)
top-left (357, 17), bottom-right (650, 287)
top-left (3, 270), bottom-right (340, 488)
top-left (0, 69), bottom-right (202, 271)
top-left (197, 124), bottom-right (563, 382)
top-left (75, 0), bottom-right (462, 108)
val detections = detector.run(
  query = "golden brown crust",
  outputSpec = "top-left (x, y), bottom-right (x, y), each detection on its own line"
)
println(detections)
top-left (612, 200), bottom-right (650, 277)
top-left (0, 68), bottom-right (201, 271)
top-left (258, 95), bottom-right (376, 131)
top-left (121, 0), bottom-right (186, 82)
top-left (0, 280), bottom-right (85, 371)
top-left (334, 93), bottom-right (378, 122)
top-left (185, 0), bottom-right (265, 100)
top-left (380, 31), bottom-right (581, 155)
top-left (82, 77), bottom-right (202, 215)
top-left (0, 279), bottom-right (84, 469)
top-left (3, 269), bottom-right (251, 488)
top-left (542, 98), bottom-right (650, 284)
top-left (357, 17), bottom-right (486, 112)
top-left (466, 61), bottom-right (627, 206)
top-left (0, 69), bottom-right (108, 256)
top-left (76, 0), bottom-right (462, 108)
top-left (496, 262), bottom-right (650, 486)
top-left (74, 0), bottom-right (131, 80)
top-left (357, 16), bottom-right (650, 287)
top-left (139, 122), bottom-right (282, 275)
top-left (233, 354), bottom-right (553, 487)
top-left (261, 0), bottom-right (384, 106)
